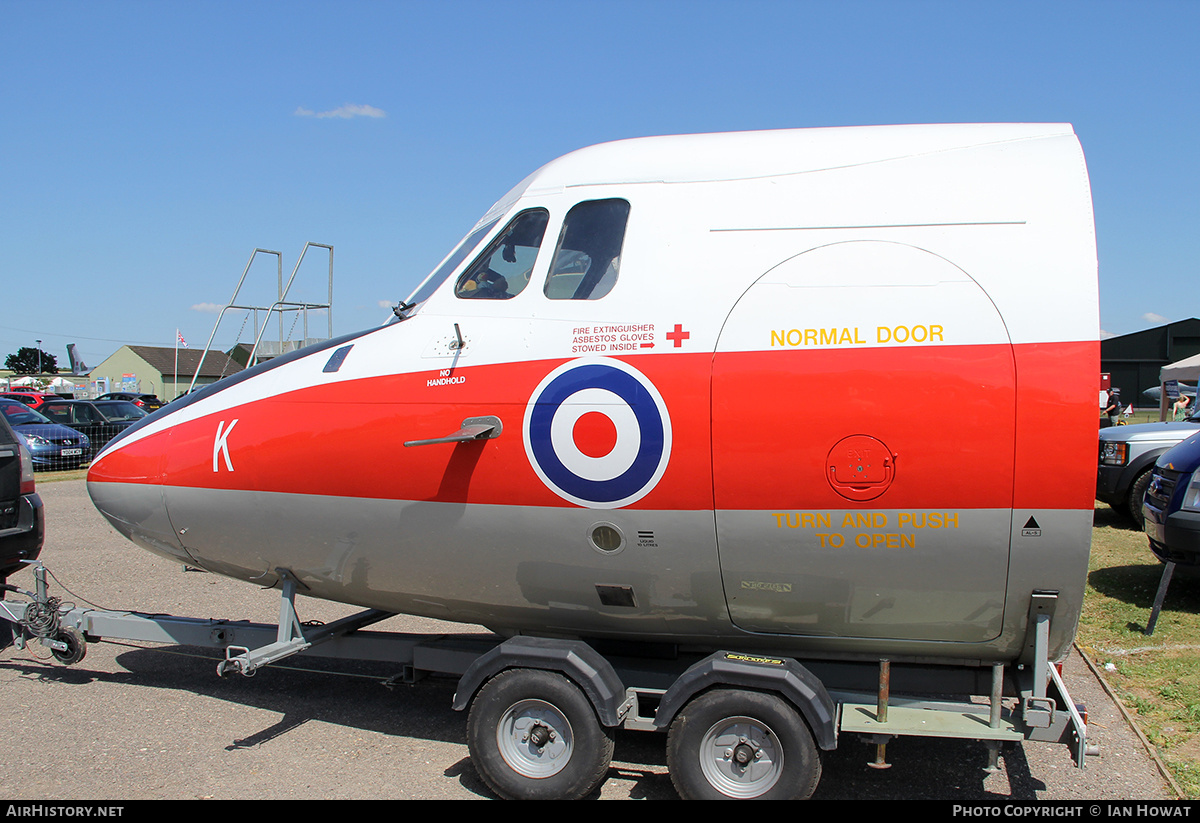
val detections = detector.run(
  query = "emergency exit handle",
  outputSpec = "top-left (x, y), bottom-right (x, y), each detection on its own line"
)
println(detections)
top-left (826, 434), bottom-right (897, 502)
top-left (404, 415), bottom-right (503, 447)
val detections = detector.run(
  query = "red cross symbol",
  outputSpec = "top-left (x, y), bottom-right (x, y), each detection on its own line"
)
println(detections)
top-left (665, 324), bottom-right (691, 348)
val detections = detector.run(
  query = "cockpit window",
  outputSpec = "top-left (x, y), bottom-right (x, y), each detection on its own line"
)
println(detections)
top-left (455, 209), bottom-right (549, 300)
top-left (544, 199), bottom-right (630, 300)
top-left (398, 172), bottom-right (540, 316)
top-left (401, 215), bottom-right (503, 311)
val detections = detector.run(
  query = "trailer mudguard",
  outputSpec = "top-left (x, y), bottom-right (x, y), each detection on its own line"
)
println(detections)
top-left (653, 651), bottom-right (838, 751)
top-left (451, 635), bottom-right (628, 727)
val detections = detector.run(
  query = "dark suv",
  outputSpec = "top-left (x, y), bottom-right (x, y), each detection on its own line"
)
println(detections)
top-left (39, 399), bottom-right (147, 453)
top-left (1143, 431), bottom-right (1200, 566)
top-left (0, 412), bottom-right (44, 582)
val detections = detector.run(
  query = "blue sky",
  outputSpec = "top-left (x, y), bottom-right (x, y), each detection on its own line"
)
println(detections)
top-left (1, 0), bottom-right (1196, 369)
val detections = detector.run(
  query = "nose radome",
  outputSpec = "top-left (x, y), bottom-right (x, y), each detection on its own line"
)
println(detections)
top-left (88, 432), bottom-right (193, 566)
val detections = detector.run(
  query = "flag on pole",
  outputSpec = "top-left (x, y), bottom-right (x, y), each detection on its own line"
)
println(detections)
top-left (174, 330), bottom-right (186, 401)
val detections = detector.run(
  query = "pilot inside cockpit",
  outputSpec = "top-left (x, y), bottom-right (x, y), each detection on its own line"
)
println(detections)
top-left (458, 268), bottom-right (511, 298)
top-left (454, 209), bottom-right (548, 300)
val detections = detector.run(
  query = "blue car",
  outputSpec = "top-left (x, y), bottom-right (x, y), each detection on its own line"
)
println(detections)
top-left (0, 399), bottom-right (91, 471)
top-left (1143, 431), bottom-right (1200, 566)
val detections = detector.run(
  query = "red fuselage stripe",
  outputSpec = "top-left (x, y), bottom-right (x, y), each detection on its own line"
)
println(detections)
top-left (89, 341), bottom-right (1096, 512)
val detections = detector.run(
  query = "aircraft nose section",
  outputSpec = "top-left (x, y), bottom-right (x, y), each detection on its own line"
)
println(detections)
top-left (88, 431), bottom-right (193, 565)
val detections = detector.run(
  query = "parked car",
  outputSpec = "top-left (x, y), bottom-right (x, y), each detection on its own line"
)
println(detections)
top-left (166, 388), bottom-right (203, 404)
top-left (38, 399), bottom-right (147, 453)
top-left (1097, 411), bottom-right (1200, 527)
top-left (97, 392), bottom-right (164, 412)
top-left (0, 399), bottom-right (91, 470)
top-left (1142, 431), bottom-right (1200, 566)
top-left (0, 411), bottom-right (43, 582)
top-left (0, 391), bottom-right (61, 411)
top-left (92, 400), bottom-right (150, 423)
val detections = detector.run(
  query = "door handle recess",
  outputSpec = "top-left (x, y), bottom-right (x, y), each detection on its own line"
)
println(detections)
top-left (403, 415), bottom-right (503, 447)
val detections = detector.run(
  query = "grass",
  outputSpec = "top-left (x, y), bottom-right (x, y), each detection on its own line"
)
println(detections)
top-left (1115, 409), bottom-right (1180, 426)
top-left (1080, 502), bottom-right (1200, 798)
top-left (36, 467), bottom-right (88, 483)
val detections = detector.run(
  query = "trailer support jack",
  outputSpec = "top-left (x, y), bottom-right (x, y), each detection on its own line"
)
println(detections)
top-left (867, 659), bottom-right (893, 769)
top-left (216, 568), bottom-right (394, 677)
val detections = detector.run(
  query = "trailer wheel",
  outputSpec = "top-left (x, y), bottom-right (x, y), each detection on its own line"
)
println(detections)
top-left (51, 626), bottom-right (86, 665)
top-left (666, 689), bottom-right (820, 799)
top-left (466, 668), bottom-right (614, 800)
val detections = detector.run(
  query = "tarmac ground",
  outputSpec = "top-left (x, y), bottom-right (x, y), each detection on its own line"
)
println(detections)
top-left (0, 480), bottom-right (1180, 800)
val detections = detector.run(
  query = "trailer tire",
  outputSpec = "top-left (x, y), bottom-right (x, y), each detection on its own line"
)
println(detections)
top-left (666, 689), bottom-right (820, 799)
top-left (466, 668), bottom-right (614, 800)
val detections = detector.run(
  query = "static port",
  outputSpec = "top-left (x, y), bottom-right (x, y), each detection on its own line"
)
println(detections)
top-left (589, 523), bottom-right (625, 553)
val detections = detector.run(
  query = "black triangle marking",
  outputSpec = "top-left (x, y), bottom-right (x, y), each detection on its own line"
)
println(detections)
top-left (1024, 516), bottom-right (1040, 529)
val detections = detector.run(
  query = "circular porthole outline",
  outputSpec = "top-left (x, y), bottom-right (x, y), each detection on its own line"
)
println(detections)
top-left (587, 522), bottom-right (626, 555)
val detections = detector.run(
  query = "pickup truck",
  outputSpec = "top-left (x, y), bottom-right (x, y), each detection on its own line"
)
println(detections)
top-left (1098, 411), bottom-right (1200, 527)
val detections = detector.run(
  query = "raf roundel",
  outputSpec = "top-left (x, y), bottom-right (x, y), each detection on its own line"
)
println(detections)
top-left (524, 358), bottom-right (672, 508)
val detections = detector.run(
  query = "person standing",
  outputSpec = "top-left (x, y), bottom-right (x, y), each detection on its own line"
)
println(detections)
top-left (1104, 389), bottom-right (1121, 427)
top-left (1173, 394), bottom-right (1192, 422)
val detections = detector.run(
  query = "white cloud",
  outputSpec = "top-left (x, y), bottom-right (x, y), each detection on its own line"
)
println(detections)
top-left (378, 300), bottom-right (395, 309)
top-left (1142, 312), bottom-right (1171, 325)
top-left (1100, 329), bottom-right (1116, 339)
top-left (294, 103), bottom-right (386, 120)
top-left (191, 302), bottom-right (224, 313)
